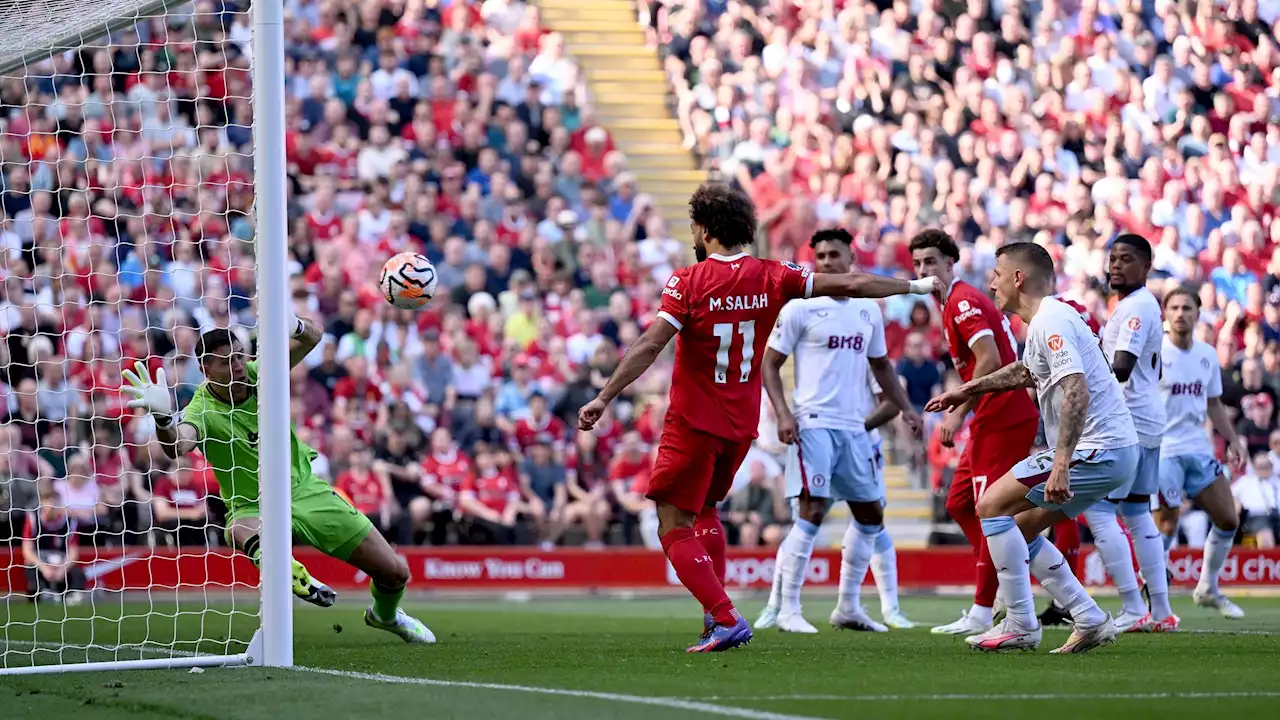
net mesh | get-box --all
[1,0,261,670]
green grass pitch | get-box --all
[2,595,1278,719]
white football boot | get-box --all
[830,606,888,632]
[965,617,1042,652]
[1193,589,1245,619]
[932,609,993,635]
[777,612,820,634]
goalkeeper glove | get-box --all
[121,361,175,428]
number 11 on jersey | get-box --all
[713,320,756,384]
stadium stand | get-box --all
[0,0,1277,562]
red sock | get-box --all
[661,527,736,625]
[975,539,999,608]
[694,507,727,585]
[1053,518,1082,578]
[948,495,998,608]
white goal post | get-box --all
[0,0,292,673]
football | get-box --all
[379,252,439,310]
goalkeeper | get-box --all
[121,319,434,644]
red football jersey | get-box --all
[657,253,813,440]
[460,468,520,514]
[941,280,1039,430]
[513,414,568,453]
[1059,297,1102,337]
[421,450,474,496]
[335,469,385,514]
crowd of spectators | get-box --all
[2,0,1280,569]
[0,0,687,556]
[653,0,1280,544]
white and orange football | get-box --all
[379,252,438,310]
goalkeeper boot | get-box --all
[364,606,437,644]
[292,560,337,608]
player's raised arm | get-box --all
[121,361,198,458]
[579,317,679,430]
[811,272,944,300]
[289,316,324,368]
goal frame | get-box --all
[0,0,293,673]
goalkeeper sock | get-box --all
[371,581,405,623]
[242,535,312,591]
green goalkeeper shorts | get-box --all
[225,475,374,562]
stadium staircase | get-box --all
[540,0,930,548]
[537,0,702,244]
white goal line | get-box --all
[294,667,824,720]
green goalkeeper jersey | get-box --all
[181,360,317,506]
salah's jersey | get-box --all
[1022,298,1137,451]
[658,252,813,440]
[767,296,885,432]
[1102,288,1166,446]
[1159,337,1222,459]
[941,280,1039,430]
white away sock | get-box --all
[981,516,1035,625]
[836,522,875,613]
[779,519,818,614]
[869,527,899,614]
[1122,504,1172,620]
[1198,525,1235,596]
[1029,536,1106,627]
[1084,507,1145,616]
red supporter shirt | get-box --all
[512,413,568,452]
[152,475,209,509]
[336,470,385,514]
[460,468,519,514]
[941,280,1039,431]
[421,450,474,496]
[658,253,813,440]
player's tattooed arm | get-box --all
[1052,373,1090,459]
[1207,396,1248,472]
[288,317,324,369]
[962,361,1035,396]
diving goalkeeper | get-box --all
[121,319,434,644]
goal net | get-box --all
[0,0,290,673]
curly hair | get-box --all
[907,228,960,262]
[688,184,757,249]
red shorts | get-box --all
[947,420,1039,511]
[646,418,753,514]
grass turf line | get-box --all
[1,596,1278,720]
